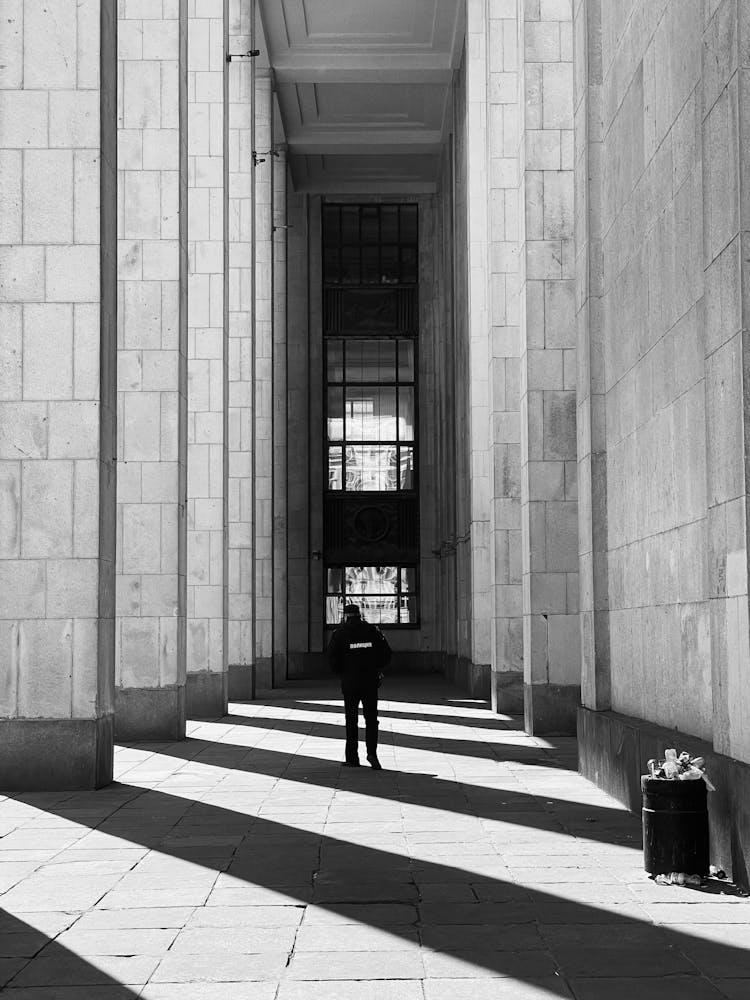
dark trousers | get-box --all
[342,682,378,761]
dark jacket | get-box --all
[327,617,391,685]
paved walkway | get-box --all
[1,677,749,999]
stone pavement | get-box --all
[1,677,749,999]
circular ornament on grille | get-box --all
[352,506,389,543]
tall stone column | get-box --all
[574,0,609,712]
[518,0,580,734]
[186,0,228,718]
[227,0,255,698]
[272,145,288,687]
[115,1,188,740]
[702,0,750,764]
[0,1,117,788]
[253,72,274,691]
[487,0,522,713]
[464,0,492,697]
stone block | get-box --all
[17,619,74,718]
[46,246,100,303]
[48,402,100,459]
[123,60,162,130]
[121,503,161,574]
[74,150,101,244]
[0,559,45,618]
[0,149,22,244]
[21,460,73,558]
[49,91,99,148]
[0,306,22,400]
[543,62,574,129]
[123,280,163,348]
[0,0,22,89]
[23,304,74,401]
[0,247,45,302]
[73,459,100,557]
[543,390,577,460]
[46,559,99,618]
[0,91,49,148]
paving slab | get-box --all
[1,677,748,998]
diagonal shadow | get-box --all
[0,908,142,996]
[220,712,568,765]
[285,698,522,731]
[135,738,624,848]
[4,781,750,993]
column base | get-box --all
[524,682,579,735]
[229,663,255,700]
[0,715,114,791]
[186,671,228,719]
[115,685,186,741]
[491,670,524,715]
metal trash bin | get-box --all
[641,775,709,876]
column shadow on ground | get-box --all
[219,712,577,767]
[0,909,142,996]
[3,776,750,995]
[144,737,622,848]
[274,697,529,731]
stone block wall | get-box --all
[588,0,710,738]
[519,0,580,733]
[115,0,188,740]
[0,0,118,787]
[186,0,228,717]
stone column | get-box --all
[186,0,228,718]
[253,71,274,691]
[518,0,580,734]
[115,1,188,740]
[464,0,492,697]
[574,0,609,712]
[272,145,288,687]
[227,0,255,698]
[0,0,117,788]
[487,0,523,713]
[702,0,750,764]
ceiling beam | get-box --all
[271,60,455,85]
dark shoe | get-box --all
[343,759,360,767]
[367,754,382,770]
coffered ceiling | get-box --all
[257,0,466,193]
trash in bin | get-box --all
[642,748,711,880]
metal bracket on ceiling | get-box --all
[226,49,260,62]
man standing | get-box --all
[327,603,391,768]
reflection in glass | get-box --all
[345,387,398,441]
[326,595,343,625]
[325,565,418,625]
[345,445,398,491]
[328,447,343,490]
[327,387,344,440]
[346,340,397,383]
[398,341,414,382]
[399,447,414,489]
[361,245,379,283]
[341,245,359,284]
[380,206,399,243]
[398,387,415,440]
[327,340,344,382]
[341,206,359,243]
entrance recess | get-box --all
[322,203,420,629]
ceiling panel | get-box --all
[258,0,465,192]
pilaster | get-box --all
[0,0,117,787]
[272,145,288,687]
[115,0,188,741]
[518,0,580,734]
[574,0,609,712]
[186,0,229,719]
[702,0,750,764]
[253,71,274,692]
[227,0,255,698]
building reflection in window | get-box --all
[326,566,417,626]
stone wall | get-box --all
[0,0,118,787]
[579,0,710,737]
